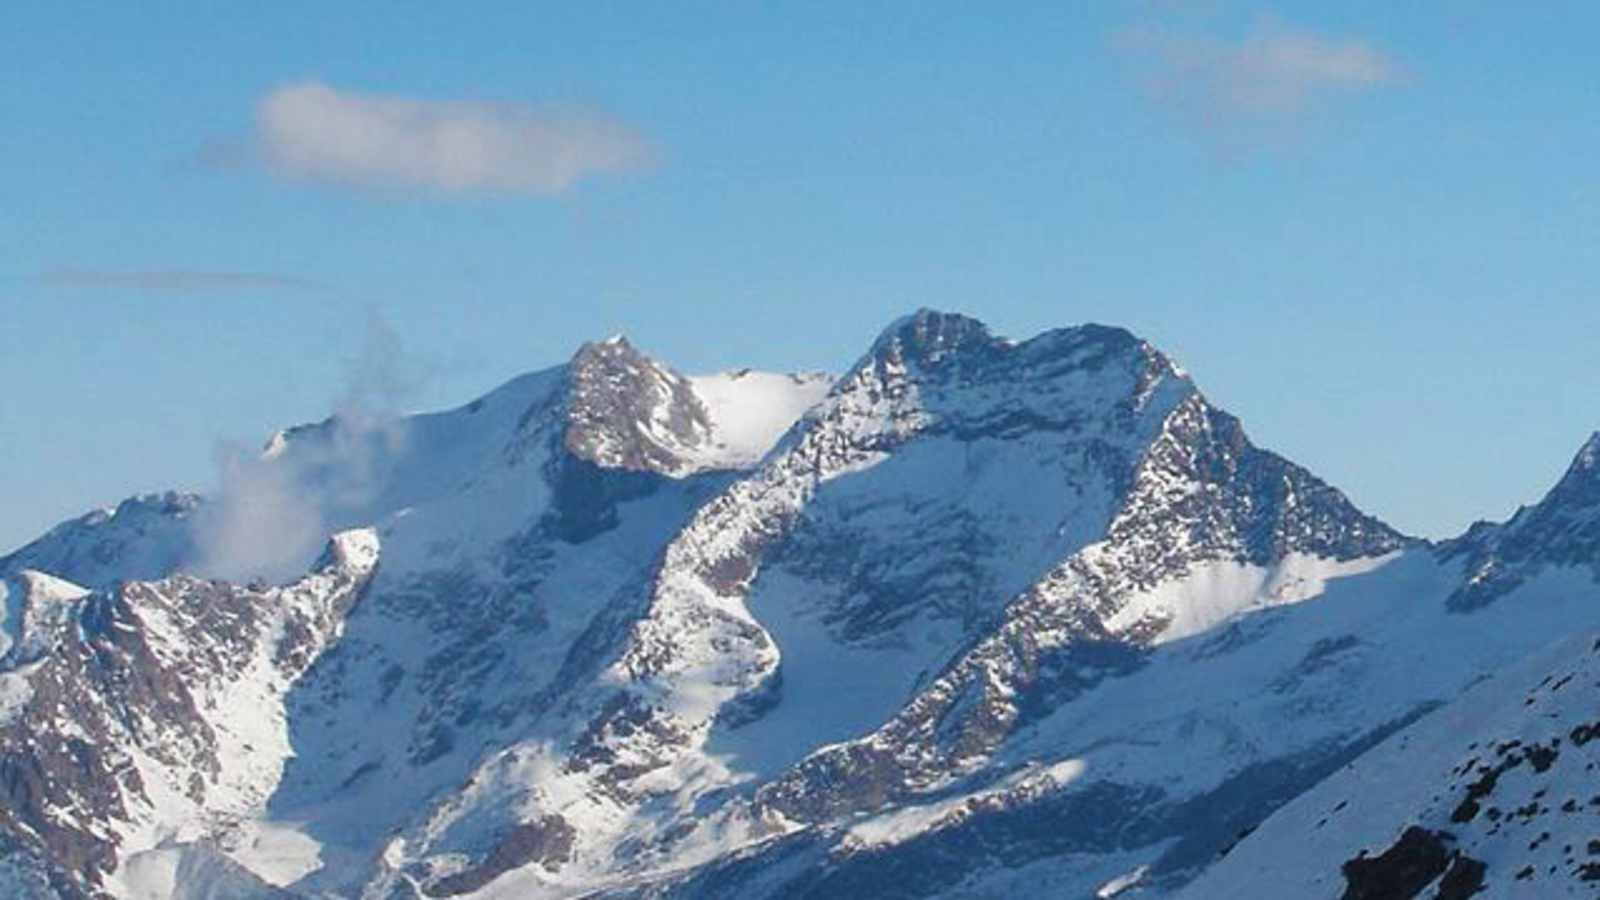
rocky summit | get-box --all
[2,309,1597,899]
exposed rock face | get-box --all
[562,336,717,476]
[1,311,1597,900]
[423,816,576,897]
[0,531,376,896]
[1339,826,1485,900]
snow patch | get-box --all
[1096,864,1149,898]
[844,758,1087,851]
[688,370,832,468]
[1106,551,1401,644]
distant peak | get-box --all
[1069,321,1141,347]
[1445,429,1600,609]
[572,331,652,361]
[1543,429,1600,506]
[888,308,993,342]
[869,308,1001,368]
[560,332,717,477]
[862,310,1183,389]
[567,335,658,385]
[575,334,641,359]
[1553,430,1600,483]
[1575,431,1600,470]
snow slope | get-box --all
[1185,627,1600,898]
[687,370,832,467]
[0,492,199,590]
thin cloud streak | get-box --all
[1119,19,1404,150]
[244,81,653,194]
[38,268,320,292]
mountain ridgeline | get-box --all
[1,310,1596,899]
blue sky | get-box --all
[3,1,1597,552]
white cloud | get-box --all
[1121,20,1403,147]
[39,268,316,292]
[192,311,428,583]
[252,81,651,194]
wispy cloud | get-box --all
[193,310,430,582]
[38,268,319,292]
[228,81,652,194]
[1120,18,1403,150]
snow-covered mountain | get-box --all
[1,310,1596,899]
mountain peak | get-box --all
[867,310,1162,374]
[868,308,1002,369]
[1443,428,1600,609]
[1538,429,1600,510]
[571,332,647,367]
[562,335,716,475]
[1567,429,1600,474]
